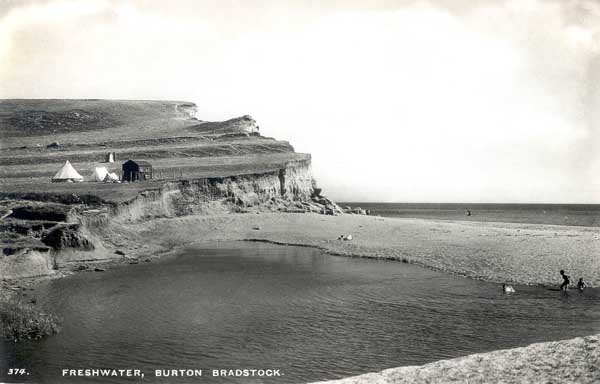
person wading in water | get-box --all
[560,270,570,291]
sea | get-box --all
[2,242,600,384]
[338,203,600,227]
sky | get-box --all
[1,0,599,203]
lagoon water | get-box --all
[3,242,600,383]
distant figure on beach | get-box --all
[577,278,587,291]
[465,209,472,216]
[560,270,570,291]
[502,284,515,293]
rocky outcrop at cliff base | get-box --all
[41,224,95,250]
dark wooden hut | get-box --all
[122,160,153,182]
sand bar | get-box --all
[123,212,600,287]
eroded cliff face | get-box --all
[0,159,342,279]
[110,158,338,221]
[0,100,342,279]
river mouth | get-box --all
[3,242,600,383]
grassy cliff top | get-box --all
[0,99,308,202]
[1,99,196,139]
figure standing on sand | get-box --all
[577,278,587,291]
[560,270,570,291]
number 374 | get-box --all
[8,368,29,375]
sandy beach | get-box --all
[310,334,600,384]
[117,212,600,288]
[5,211,600,383]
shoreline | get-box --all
[4,212,600,383]
[133,212,600,287]
[5,212,598,291]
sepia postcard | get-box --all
[1,1,600,383]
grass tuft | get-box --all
[0,295,60,341]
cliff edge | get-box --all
[0,99,341,279]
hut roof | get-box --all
[123,160,152,167]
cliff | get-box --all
[0,99,341,279]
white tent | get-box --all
[103,172,120,182]
[93,167,109,182]
[52,160,84,182]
